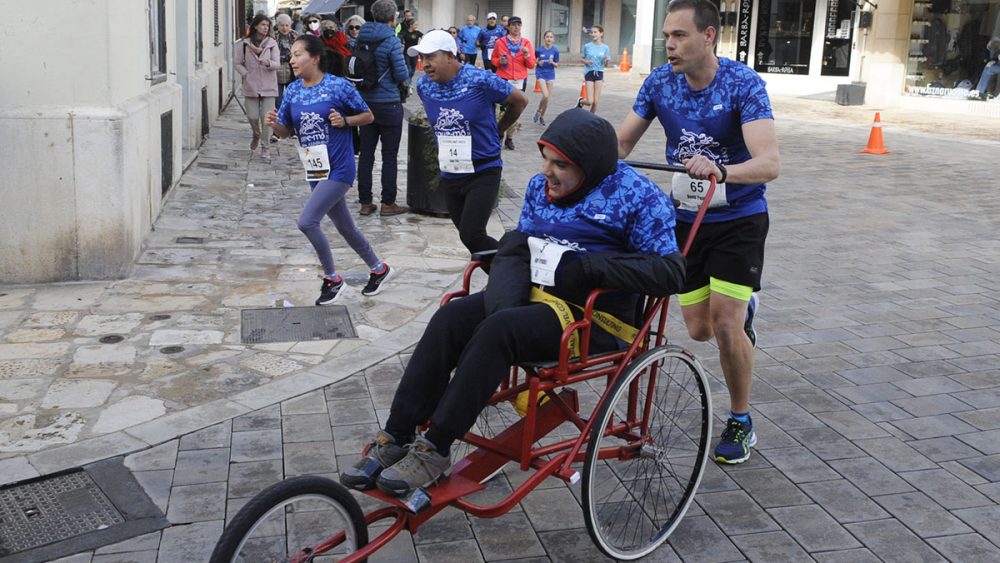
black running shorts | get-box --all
[674,212,769,293]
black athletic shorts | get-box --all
[674,212,769,293]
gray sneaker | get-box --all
[340,430,407,490]
[376,436,451,497]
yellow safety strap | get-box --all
[529,287,639,355]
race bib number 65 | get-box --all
[671,174,727,212]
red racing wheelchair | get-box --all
[210,162,717,562]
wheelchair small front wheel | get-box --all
[582,345,712,560]
[209,475,369,563]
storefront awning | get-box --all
[301,0,347,15]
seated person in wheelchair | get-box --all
[341,108,687,497]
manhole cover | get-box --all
[174,236,204,244]
[241,306,356,344]
[159,346,185,354]
[0,459,166,562]
[98,335,123,344]
[0,471,122,555]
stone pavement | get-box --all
[3,70,1000,562]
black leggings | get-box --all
[385,293,618,450]
[442,167,501,255]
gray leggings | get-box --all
[245,96,276,145]
[299,180,380,277]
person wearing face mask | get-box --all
[321,18,352,62]
[339,108,686,496]
[303,14,321,37]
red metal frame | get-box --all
[301,175,717,561]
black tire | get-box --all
[582,345,712,560]
[210,475,369,563]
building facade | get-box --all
[0,0,239,283]
[631,0,1000,116]
[386,0,998,117]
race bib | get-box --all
[529,237,574,287]
[297,143,331,181]
[671,174,727,212]
[437,135,474,174]
[487,48,495,60]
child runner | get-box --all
[533,31,559,126]
[266,35,395,305]
[578,26,610,114]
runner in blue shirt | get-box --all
[577,26,611,114]
[617,0,780,465]
[477,12,507,72]
[266,34,395,304]
[533,31,560,125]
[457,14,481,66]
[410,30,528,255]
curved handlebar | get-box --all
[623,160,689,174]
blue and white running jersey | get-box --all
[277,74,369,185]
[517,161,679,258]
[417,64,513,179]
[633,57,773,223]
[535,46,560,81]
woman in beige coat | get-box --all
[235,13,279,159]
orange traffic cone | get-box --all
[416,57,423,72]
[861,112,890,154]
[580,82,587,99]
[534,79,542,93]
[619,48,631,72]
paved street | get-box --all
[2,70,1000,562]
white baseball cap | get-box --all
[487,12,498,19]
[407,29,458,57]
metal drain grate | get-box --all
[0,458,167,562]
[0,471,124,556]
[241,306,357,344]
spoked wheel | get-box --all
[450,398,522,482]
[210,475,368,563]
[582,345,712,560]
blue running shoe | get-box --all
[714,417,757,464]
[744,292,759,349]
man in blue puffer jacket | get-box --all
[355,0,411,216]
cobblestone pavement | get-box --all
[5,70,1000,562]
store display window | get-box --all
[906,0,1000,99]
[754,0,816,74]
[821,0,854,75]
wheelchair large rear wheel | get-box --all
[582,345,712,560]
[209,475,368,563]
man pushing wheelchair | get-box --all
[341,108,687,497]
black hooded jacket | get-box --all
[484,109,686,328]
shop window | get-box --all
[906,0,1000,99]
[149,0,167,83]
[754,0,815,75]
[547,0,572,54]
[620,0,638,59]
[821,0,853,76]
[581,0,605,51]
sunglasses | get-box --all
[348,25,361,30]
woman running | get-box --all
[578,26,610,114]
[532,31,559,126]
[266,35,395,305]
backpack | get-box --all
[347,37,389,90]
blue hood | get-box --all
[357,21,395,44]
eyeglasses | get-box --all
[348,25,361,30]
